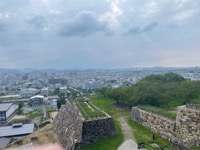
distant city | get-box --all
[0,67,200,97]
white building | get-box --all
[60,86,67,96]
[20,88,38,98]
[0,103,18,122]
[41,87,49,97]
[28,95,44,107]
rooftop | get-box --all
[0,124,34,137]
[30,95,44,99]
[0,103,13,112]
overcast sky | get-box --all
[0,0,200,69]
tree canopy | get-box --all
[97,73,200,108]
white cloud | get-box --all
[99,0,126,28]
[141,1,159,18]
[0,12,10,20]
[175,0,190,9]
[174,10,195,21]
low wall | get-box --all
[132,106,200,149]
[132,107,175,140]
[53,101,116,150]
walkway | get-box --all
[117,117,138,150]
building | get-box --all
[28,95,44,107]
[0,103,18,122]
[20,88,38,98]
[48,78,67,85]
[82,81,103,90]
[41,87,49,97]
[0,123,34,137]
[60,86,67,96]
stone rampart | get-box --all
[131,106,200,149]
[175,106,200,148]
[53,101,83,150]
[53,101,116,150]
[82,117,115,145]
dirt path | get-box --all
[118,117,134,141]
[117,117,138,150]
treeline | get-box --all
[97,73,200,108]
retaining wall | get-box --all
[53,101,115,150]
[131,106,200,149]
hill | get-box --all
[98,72,200,108]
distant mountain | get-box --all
[20,68,38,73]
[0,68,22,74]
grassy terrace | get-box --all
[81,96,174,150]
[138,106,177,119]
[71,99,106,119]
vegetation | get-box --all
[128,118,173,149]
[138,106,177,119]
[81,96,172,150]
[57,93,66,109]
[72,99,105,119]
[80,96,126,150]
[97,73,200,108]
[27,108,43,119]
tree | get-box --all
[18,102,24,114]
[57,93,66,109]
[53,88,60,95]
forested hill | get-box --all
[97,73,200,108]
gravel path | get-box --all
[117,117,138,150]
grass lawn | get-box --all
[79,102,102,119]
[139,106,177,119]
[190,147,200,150]
[80,96,127,150]
[27,111,43,119]
[80,95,174,150]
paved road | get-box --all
[117,117,138,150]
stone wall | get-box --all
[132,107,175,140]
[131,106,200,149]
[82,117,115,145]
[53,101,116,150]
[175,106,200,148]
[53,101,83,150]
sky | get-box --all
[0,0,200,69]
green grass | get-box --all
[27,111,43,119]
[89,96,130,119]
[139,106,177,119]
[128,118,172,149]
[80,96,127,150]
[80,95,174,150]
[79,102,102,119]
[190,147,200,150]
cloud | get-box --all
[141,1,159,18]
[100,0,125,28]
[57,11,109,37]
[0,12,10,32]
[175,0,190,9]
[124,22,158,35]
[174,10,195,21]
[0,12,10,19]
[27,15,47,28]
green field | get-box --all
[138,106,177,119]
[72,99,106,119]
[80,96,172,150]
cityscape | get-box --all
[0,0,200,149]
